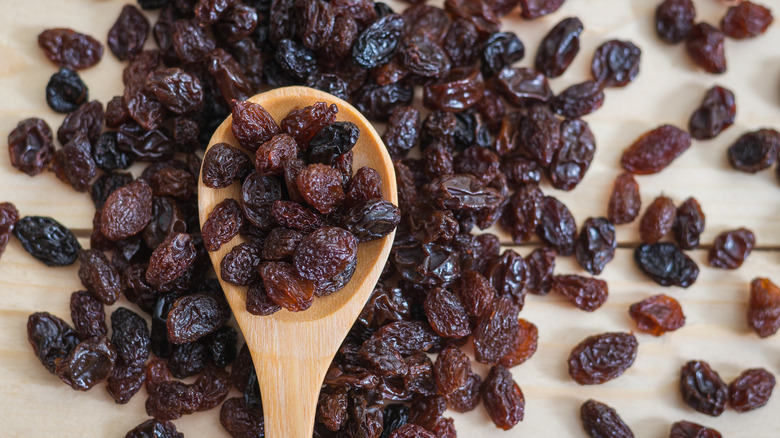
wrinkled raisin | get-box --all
[708,228,755,270]
[629,294,686,336]
[569,332,638,385]
[679,360,728,416]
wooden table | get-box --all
[0,0,778,436]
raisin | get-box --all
[101,179,154,241]
[383,106,420,159]
[46,68,88,113]
[52,131,98,192]
[208,48,254,103]
[146,380,203,421]
[673,197,705,250]
[517,104,561,167]
[580,399,634,438]
[219,397,265,437]
[78,249,122,305]
[108,362,145,404]
[728,368,776,412]
[480,32,525,77]
[423,287,471,339]
[0,202,19,258]
[220,241,263,285]
[280,102,338,149]
[202,143,253,189]
[38,28,104,69]
[108,5,149,61]
[204,325,238,368]
[670,421,722,438]
[146,68,204,115]
[536,196,577,256]
[482,364,524,430]
[495,67,552,107]
[591,39,641,87]
[7,118,55,176]
[748,277,780,338]
[553,275,609,312]
[241,172,282,229]
[297,163,346,214]
[172,19,217,65]
[402,4,450,44]
[307,121,360,165]
[400,38,451,78]
[195,0,237,25]
[656,0,696,43]
[343,199,401,242]
[727,129,780,173]
[500,184,543,244]
[293,226,357,281]
[629,294,686,336]
[484,249,527,306]
[679,360,728,416]
[635,243,699,287]
[708,228,755,269]
[27,312,80,373]
[639,195,676,244]
[231,99,281,152]
[125,419,183,438]
[202,199,243,252]
[535,17,583,78]
[167,293,230,343]
[473,297,520,365]
[568,332,638,385]
[169,341,209,379]
[500,318,538,368]
[519,0,564,19]
[433,346,471,396]
[525,247,556,295]
[551,81,605,118]
[721,1,773,39]
[352,15,405,69]
[423,67,485,113]
[550,118,597,191]
[260,261,315,312]
[621,125,692,174]
[56,336,116,390]
[13,216,81,266]
[688,86,736,140]
[574,217,616,275]
[146,233,196,286]
[390,424,435,438]
[685,23,726,74]
[262,226,304,261]
[92,133,132,172]
[607,172,641,224]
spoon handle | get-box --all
[256,354,331,438]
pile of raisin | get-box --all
[203,99,399,313]
[7,0,780,436]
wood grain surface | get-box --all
[0,0,779,437]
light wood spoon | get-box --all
[198,86,397,438]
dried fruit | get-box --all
[575,217,616,275]
[7,118,55,176]
[639,195,676,244]
[655,0,696,43]
[679,360,728,416]
[607,172,641,225]
[635,243,699,287]
[591,40,641,88]
[13,216,81,266]
[747,277,780,338]
[688,86,735,140]
[727,129,780,173]
[553,275,609,312]
[56,336,116,390]
[721,1,773,39]
[685,23,726,74]
[27,312,80,373]
[46,68,88,113]
[670,421,722,438]
[672,197,705,250]
[621,125,691,174]
[728,368,775,413]
[568,332,638,385]
[535,17,583,78]
[580,399,634,438]
[38,28,104,69]
[629,294,686,336]
[101,179,153,241]
[482,364,524,430]
[707,228,755,270]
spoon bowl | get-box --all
[198,86,397,438]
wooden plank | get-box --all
[0,0,779,437]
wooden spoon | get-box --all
[198,86,397,438]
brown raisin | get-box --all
[728,368,775,413]
[688,86,736,140]
[685,23,726,74]
[621,125,691,174]
[679,360,728,416]
[707,228,755,270]
[482,364,524,430]
[629,294,686,336]
[721,1,773,39]
[748,277,780,338]
[607,172,641,224]
[580,399,634,438]
[568,332,638,385]
[672,197,705,250]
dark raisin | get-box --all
[195,0,237,25]
[728,368,776,412]
[708,228,755,269]
[145,232,196,287]
[748,277,780,338]
[484,249,527,306]
[92,133,132,172]
[389,424,435,438]
[629,294,686,336]
[580,399,634,438]
[146,380,203,421]
[423,67,485,113]
[672,197,705,250]
[536,196,577,256]
[46,68,88,113]
[205,326,238,368]
[101,179,153,241]
[495,67,552,107]
[202,199,243,252]
[215,4,259,44]
[352,15,405,69]
[480,32,525,77]
[7,118,55,176]
[607,172,641,224]
[111,307,150,367]
[343,199,401,242]
[482,364,524,430]
[307,121,360,165]
[688,86,736,140]
[107,362,145,404]
[262,227,304,261]
[679,360,728,416]
[500,184,543,244]
[575,217,616,275]
[125,419,182,438]
[13,216,81,266]
[621,125,691,174]
[78,249,122,304]
[721,1,773,39]
[424,288,471,339]
[535,17,583,78]
[517,104,560,167]
[38,28,104,69]
[208,48,254,103]
[685,23,726,74]
[727,129,780,173]
[241,172,282,229]
[56,336,116,390]
[635,242,699,287]
[274,39,318,83]
[520,0,564,19]
[220,241,263,285]
[568,332,638,385]
[473,297,520,365]
[591,39,641,87]
[525,247,556,295]
[202,142,253,189]
[146,68,204,115]
[27,312,80,373]
[656,0,696,43]
[108,5,149,61]
[219,397,265,438]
